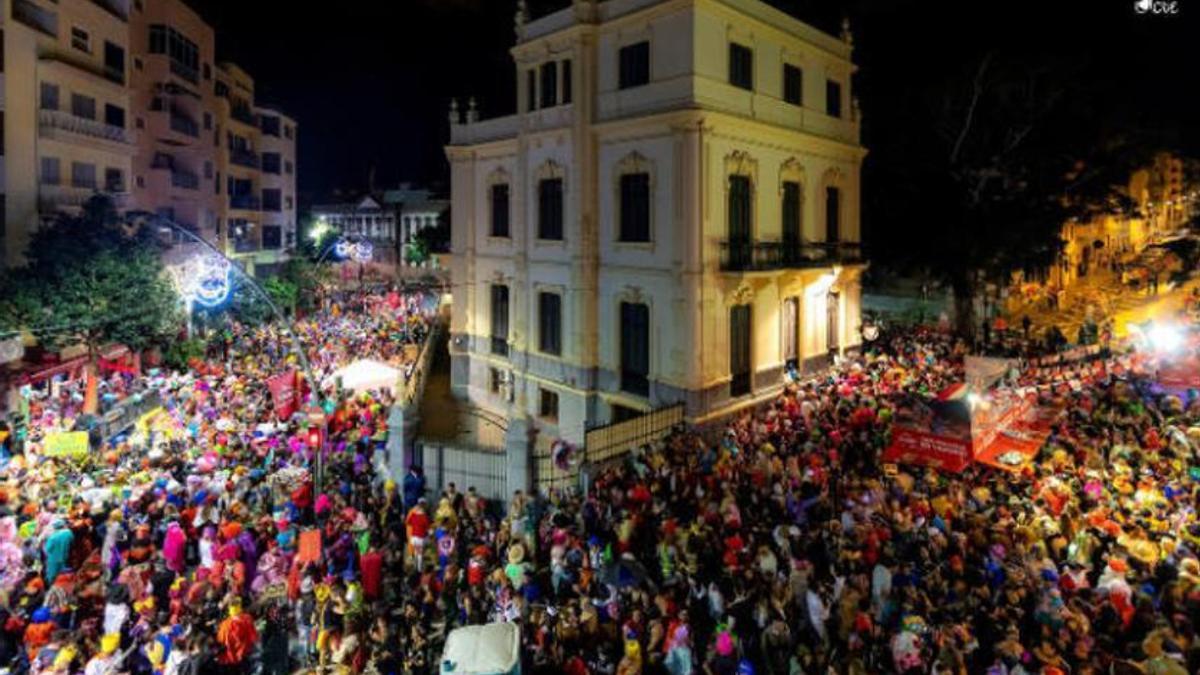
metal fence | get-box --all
[415,441,509,503]
[533,403,686,493]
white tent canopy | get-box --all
[327,358,401,394]
[441,623,520,675]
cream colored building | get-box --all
[2,0,135,266]
[446,0,865,444]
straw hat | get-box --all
[508,543,526,565]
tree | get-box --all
[1,195,181,413]
[869,51,1150,336]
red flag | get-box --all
[267,369,299,421]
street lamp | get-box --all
[143,213,330,496]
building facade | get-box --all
[312,186,448,266]
[2,0,297,274]
[3,0,135,266]
[447,0,866,445]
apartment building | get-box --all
[3,0,135,266]
[447,0,866,444]
[2,0,297,275]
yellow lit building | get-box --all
[2,0,135,266]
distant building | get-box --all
[446,0,866,444]
[312,185,448,266]
[1,0,298,275]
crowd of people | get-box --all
[0,288,435,675]
[5,281,1200,675]
[389,323,1200,675]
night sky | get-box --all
[195,0,1200,207]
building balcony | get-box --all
[39,109,132,147]
[230,194,261,211]
[91,0,130,21]
[230,105,257,127]
[168,110,199,138]
[229,149,260,169]
[233,238,260,253]
[39,185,130,212]
[12,0,57,38]
[718,240,864,272]
[170,169,199,190]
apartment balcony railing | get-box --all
[233,238,260,253]
[719,240,864,272]
[229,149,260,169]
[170,169,199,190]
[170,59,198,85]
[39,185,130,212]
[230,106,257,127]
[39,109,132,145]
[13,0,57,38]
[168,110,199,138]
[91,0,130,21]
[230,194,261,211]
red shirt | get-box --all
[406,509,431,539]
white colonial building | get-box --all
[446,0,866,445]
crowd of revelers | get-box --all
[4,287,1200,675]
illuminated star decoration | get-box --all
[335,238,374,263]
[179,255,233,308]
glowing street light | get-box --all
[309,216,333,242]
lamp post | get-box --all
[146,214,330,496]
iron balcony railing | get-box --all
[719,240,864,272]
[39,109,131,144]
[169,110,199,137]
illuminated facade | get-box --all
[2,0,135,266]
[1,0,297,274]
[447,0,865,443]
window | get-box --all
[136,175,145,188]
[727,175,752,268]
[562,59,572,104]
[538,178,564,240]
[104,42,124,84]
[203,112,212,130]
[782,181,801,248]
[783,64,803,105]
[262,189,282,212]
[782,297,799,365]
[136,117,144,129]
[260,115,281,137]
[538,292,562,356]
[730,305,752,396]
[489,368,504,395]
[71,26,90,53]
[284,160,294,175]
[71,162,97,189]
[825,186,840,243]
[71,94,96,120]
[539,389,559,421]
[618,41,650,89]
[826,79,842,118]
[490,285,510,357]
[729,43,754,90]
[620,302,650,396]
[526,69,536,112]
[619,173,650,242]
[285,196,294,210]
[104,104,125,129]
[284,125,293,140]
[41,157,61,185]
[214,171,220,194]
[104,168,124,192]
[148,24,199,83]
[827,291,840,352]
[262,152,282,174]
[134,57,142,70]
[540,61,557,108]
[40,82,59,111]
[490,183,510,238]
[203,62,211,80]
[203,161,213,179]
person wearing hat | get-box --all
[83,634,122,675]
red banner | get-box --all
[267,369,299,421]
[1160,357,1200,391]
[883,428,973,473]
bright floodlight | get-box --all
[1147,322,1184,353]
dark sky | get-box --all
[195,0,1200,205]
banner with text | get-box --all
[267,369,299,421]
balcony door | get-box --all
[620,302,649,396]
[730,304,752,397]
[825,186,841,244]
[782,181,802,264]
[728,175,752,269]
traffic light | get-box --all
[307,425,322,449]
